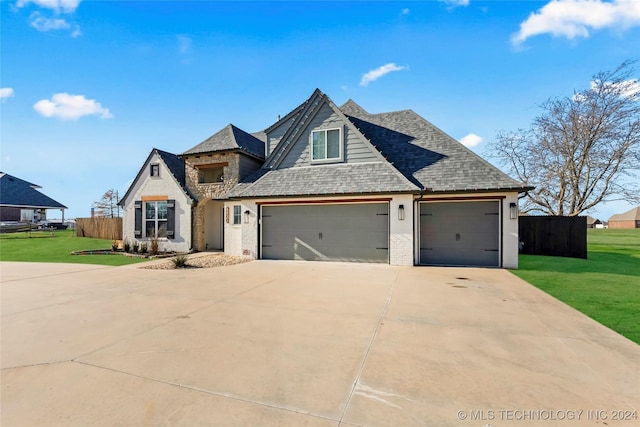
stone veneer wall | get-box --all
[184,152,240,251]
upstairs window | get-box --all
[150,164,160,177]
[198,167,224,184]
[311,128,342,163]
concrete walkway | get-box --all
[1,261,638,426]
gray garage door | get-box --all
[419,201,500,267]
[261,203,389,263]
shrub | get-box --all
[111,241,118,251]
[150,234,159,256]
[132,241,139,253]
[140,243,148,254]
[172,254,189,268]
[123,238,131,253]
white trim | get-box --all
[309,127,343,164]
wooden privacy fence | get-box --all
[518,216,587,259]
[76,217,122,240]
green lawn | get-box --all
[512,228,640,344]
[0,229,148,266]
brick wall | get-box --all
[609,220,637,229]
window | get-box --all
[233,205,242,225]
[198,167,224,184]
[150,164,160,177]
[145,201,167,237]
[311,128,342,162]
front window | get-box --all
[198,167,224,184]
[145,201,167,237]
[311,128,342,162]
[233,205,242,225]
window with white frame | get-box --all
[311,128,342,162]
[233,205,242,225]
[145,201,167,237]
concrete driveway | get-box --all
[1,261,638,426]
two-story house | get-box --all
[120,89,530,267]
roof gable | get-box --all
[183,124,265,159]
[119,149,195,206]
[0,172,67,209]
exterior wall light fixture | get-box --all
[510,202,518,219]
[398,204,405,220]
[244,210,250,223]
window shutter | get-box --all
[134,201,142,238]
[166,199,175,239]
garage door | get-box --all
[419,201,500,267]
[261,203,389,263]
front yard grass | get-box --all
[512,228,640,344]
[0,229,148,266]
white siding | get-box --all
[121,152,192,253]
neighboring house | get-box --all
[586,216,602,228]
[608,206,640,229]
[0,172,67,222]
[120,89,531,267]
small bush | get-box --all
[140,243,148,254]
[172,254,189,268]
[123,238,131,253]
[150,235,159,256]
[132,241,139,253]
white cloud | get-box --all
[359,63,407,87]
[401,8,410,16]
[1,88,15,102]
[71,25,81,38]
[440,0,470,8]
[512,0,640,46]
[460,133,483,148]
[177,35,192,54]
[33,93,113,120]
[16,0,81,14]
[29,12,70,31]
[593,78,640,99]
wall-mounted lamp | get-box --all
[225,207,230,223]
[244,210,250,224]
[398,204,405,221]
[510,202,518,219]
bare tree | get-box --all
[488,61,640,216]
[93,189,121,218]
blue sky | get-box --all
[1,0,639,220]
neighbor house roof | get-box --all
[342,101,530,193]
[182,124,265,159]
[608,206,640,222]
[118,149,196,206]
[0,172,67,209]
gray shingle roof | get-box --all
[0,172,67,209]
[343,103,529,193]
[183,124,265,159]
[229,163,420,198]
[118,149,196,206]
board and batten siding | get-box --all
[276,104,380,169]
[266,115,296,156]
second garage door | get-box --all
[261,203,389,263]
[419,201,500,267]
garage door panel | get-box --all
[419,201,500,267]
[262,203,389,263]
